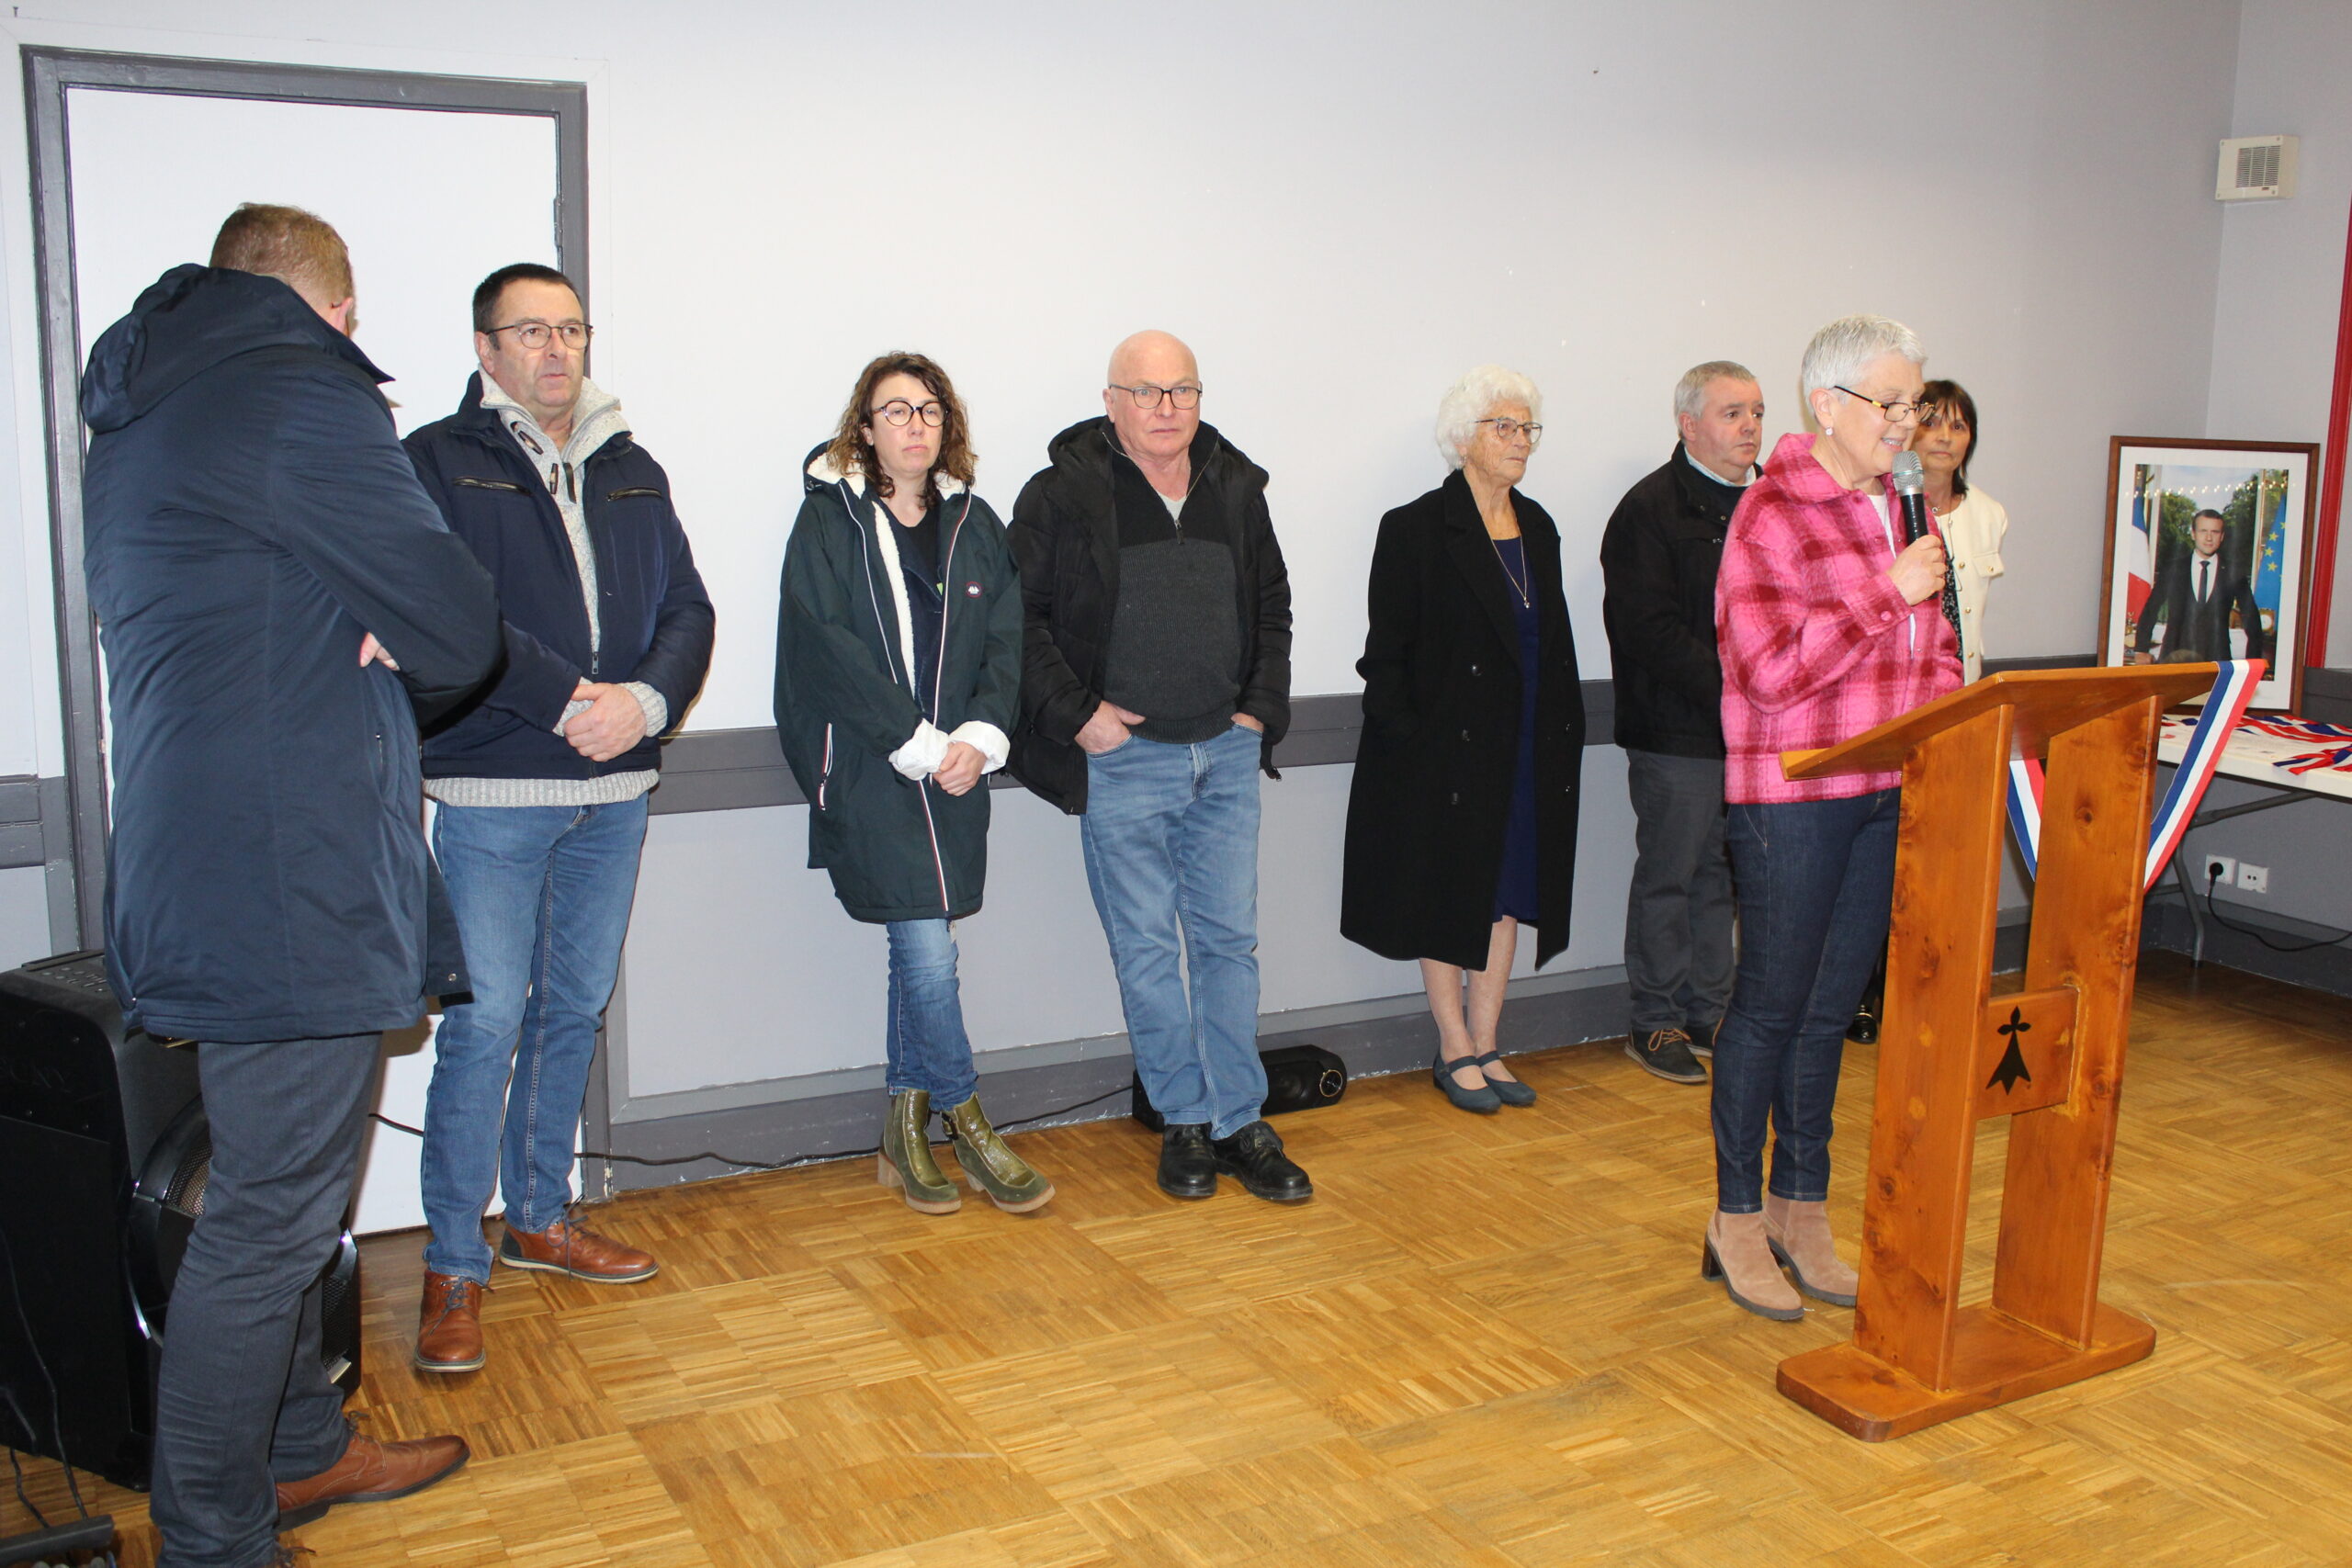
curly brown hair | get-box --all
[823,352,977,508]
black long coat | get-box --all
[80,265,501,1042]
[1340,470,1585,971]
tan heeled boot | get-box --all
[877,1090,961,1214]
[943,1095,1055,1213]
[1702,1210,1804,1321]
[1762,1194,1859,1306]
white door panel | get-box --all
[66,87,564,1235]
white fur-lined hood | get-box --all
[802,443,967,499]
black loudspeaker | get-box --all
[0,951,361,1490]
[1129,1043,1349,1133]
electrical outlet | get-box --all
[2203,854,2235,887]
[2237,863,2269,895]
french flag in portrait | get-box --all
[2126,468,2156,622]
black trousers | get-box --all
[150,1032,379,1568]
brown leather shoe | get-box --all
[414,1272,485,1373]
[275,1430,469,1528]
[496,1215,658,1282]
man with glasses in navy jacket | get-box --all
[402,263,712,1375]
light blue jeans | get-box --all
[885,918,980,1107]
[1081,723,1267,1138]
[421,796,647,1281]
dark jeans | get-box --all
[1710,790,1899,1213]
[151,1033,379,1568]
[1623,750,1736,1036]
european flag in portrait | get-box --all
[2255,486,2286,613]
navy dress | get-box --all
[1491,536,1542,923]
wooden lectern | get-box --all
[1773,664,2216,1441]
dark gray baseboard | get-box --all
[2142,894,2352,998]
[591,974,1635,1194]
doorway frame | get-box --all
[22,47,589,949]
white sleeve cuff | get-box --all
[623,681,670,738]
[948,720,1012,774]
[888,719,951,779]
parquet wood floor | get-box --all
[12,952,2352,1566]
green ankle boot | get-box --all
[943,1095,1055,1213]
[877,1089,960,1213]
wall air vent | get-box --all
[2217,135,2298,201]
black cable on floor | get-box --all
[0,1226,86,1521]
[368,1080,1136,1174]
[2201,864,2352,953]
[6,1438,48,1532]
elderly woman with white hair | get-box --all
[1341,366,1586,1113]
[1702,314,1961,1321]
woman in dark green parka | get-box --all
[775,352,1048,1214]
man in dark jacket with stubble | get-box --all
[1010,330,1307,1204]
[83,204,496,1568]
[402,263,712,1376]
[1600,360,1764,1087]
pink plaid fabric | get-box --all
[1717,432,1962,804]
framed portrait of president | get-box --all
[2098,436,2320,713]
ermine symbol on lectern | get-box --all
[1987,1007,2033,1094]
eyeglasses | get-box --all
[1110,383,1203,411]
[485,320,593,350]
[1834,386,1924,423]
[869,399,945,428]
[1476,417,1543,446]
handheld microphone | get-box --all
[1891,452,1931,544]
[1891,451,1965,666]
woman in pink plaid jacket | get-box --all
[1702,315,1962,1322]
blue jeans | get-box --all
[1081,724,1267,1138]
[885,918,979,1106]
[151,1032,377,1568]
[1710,789,1899,1213]
[421,796,647,1281]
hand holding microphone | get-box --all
[1889,534,1949,605]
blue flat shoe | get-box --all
[1433,1052,1501,1114]
[1473,1051,1537,1107]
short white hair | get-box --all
[1435,365,1542,469]
[1798,314,1925,401]
[1674,360,1758,424]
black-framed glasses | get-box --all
[485,319,593,350]
[1111,382,1203,411]
[1476,416,1543,446]
[1834,386,1924,423]
[869,399,945,428]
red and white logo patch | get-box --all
[964,581,983,597]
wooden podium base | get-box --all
[1776,1304,2156,1441]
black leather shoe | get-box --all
[1158,1123,1217,1199]
[1210,1120,1313,1203]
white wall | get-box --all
[2207,0,2352,667]
[0,0,2242,739]
[2192,0,2352,931]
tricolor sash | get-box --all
[2005,660,2263,891]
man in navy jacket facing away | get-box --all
[83,204,497,1568]
[402,264,712,1375]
